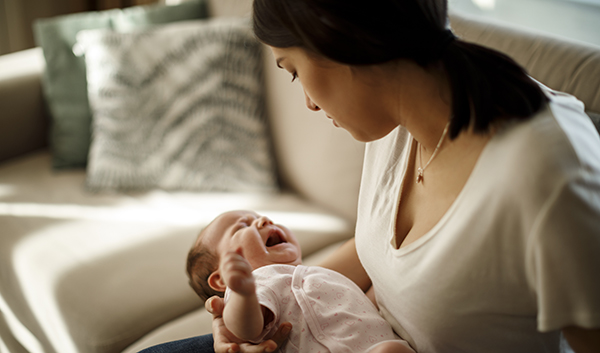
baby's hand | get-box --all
[221,248,256,297]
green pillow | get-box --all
[33,0,209,169]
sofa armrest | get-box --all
[0,47,49,163]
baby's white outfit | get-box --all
[225,264,413,353]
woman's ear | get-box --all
[207,270,226,292]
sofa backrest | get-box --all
[450,12,600,115]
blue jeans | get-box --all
[138,334,214,353]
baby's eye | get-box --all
[291,72,298,82]
[235,220,248,230]
[233,223,247,235]
[239,215,256,227]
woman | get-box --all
[142,0,600,352]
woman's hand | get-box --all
[206,296,292,353]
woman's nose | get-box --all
[254,216,273,229]
[304,92,320,111]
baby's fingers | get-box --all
[222,258,253,278]
[227,271,256,296]
[221,251,255,295]
[223,250,249,265]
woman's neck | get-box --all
[389,60,454,154]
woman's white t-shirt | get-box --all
[355,86,600,353]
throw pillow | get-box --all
[33,0,209,169]
[77,18,278,193]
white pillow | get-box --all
[77,18,278,192]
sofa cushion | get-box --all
[0,151,353,353]
[76,18,277,193]
[33,0,209,169]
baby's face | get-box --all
[199,210,302,270]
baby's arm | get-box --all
[221,248,272,341]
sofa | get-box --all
[1,0,599,351]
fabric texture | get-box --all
[33,0,209,169]
[224,264,409,353]
[77,18,278,192]
[355,84,600,353]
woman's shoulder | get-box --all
[482,86,600,203]
[496,87,599,172]
[543,87,600,170]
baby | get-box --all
[186,210,414,353]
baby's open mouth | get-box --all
[266,229,286,247]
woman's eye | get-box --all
[291,72,298,82]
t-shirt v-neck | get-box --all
[389,133,492,254]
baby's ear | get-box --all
[207,270,227,292]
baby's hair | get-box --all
[186,229,225,302]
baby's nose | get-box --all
[255,216,273,229]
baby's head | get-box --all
[186,210,302,301]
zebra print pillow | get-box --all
[77,18,278,192]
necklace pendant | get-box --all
[416,168,424,183]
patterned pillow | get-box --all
[34,1,209,169]
[77,18,278,192]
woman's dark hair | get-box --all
[253,0,548,139]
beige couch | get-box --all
[1,0,599,352]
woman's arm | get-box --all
[563,326,600,353]
[318,238,372,292]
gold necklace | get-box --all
[416,122,450,184]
